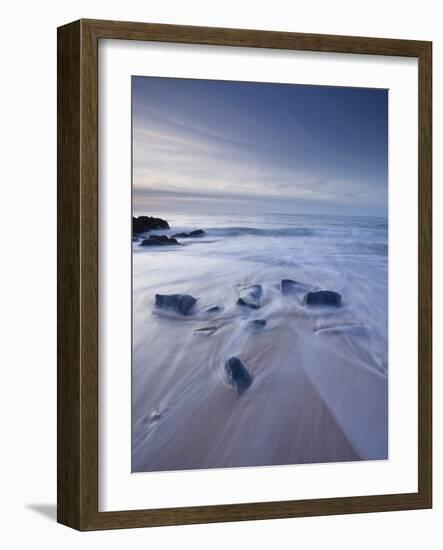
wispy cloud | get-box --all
[132,77,388,216]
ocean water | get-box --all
[132,213,388,472]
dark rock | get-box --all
[140,235,180,247]
[237,284,262,309]
[206,305,221,313]
[155,293,197,315]
[305,290,342,307]
[281,279,312,295]
[149,235,178,244]
[133,216,170,234]
[171,229,205,238]
[251,319,266,329]
[224,357,252,395]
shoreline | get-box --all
[132,214,388,472]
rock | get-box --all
[155,294,197,315]
[224,357,252,395]
[149,410,162,422]
[171,229,205,238]
[251,319,266,329]
[281,279,312,295]
[315,323,366,336]
[237,284,262,309]
[133,216,170,234]
[194,326,218,335]
[140,235,180,246]
[206,305,221,313]
[148,406,170,424]
[305,290,342,307]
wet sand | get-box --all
[132,317,387,472]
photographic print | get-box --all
[131,76,388,473]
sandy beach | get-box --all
[132,213,388,472]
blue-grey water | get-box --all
[132,213,388,472]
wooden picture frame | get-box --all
[57,18,432,530]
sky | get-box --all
[132,76,388,217]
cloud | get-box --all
[132,77,388,217]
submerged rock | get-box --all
[251,319,266,329]
[194,326,218,335]
[140,235,180,247]
[171,229,205,239]
[305,290,342,307]
[155,293,197,315]
[224,357,252,395]
[281,279,312,295]
[315,323,366,336]
[189,229,205,237]
[149,409,163,422]
[133,215,169,234]
[148,405,170,424]
[237,285,262,309]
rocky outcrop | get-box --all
[236,285,262,309]
[251,319,266,329]
[133,216,170,234]
[225,357,252,395]
[140,235,180,246]
[305,290,342,307]
[155,293,197,315]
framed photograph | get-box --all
[57,19,432,530]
